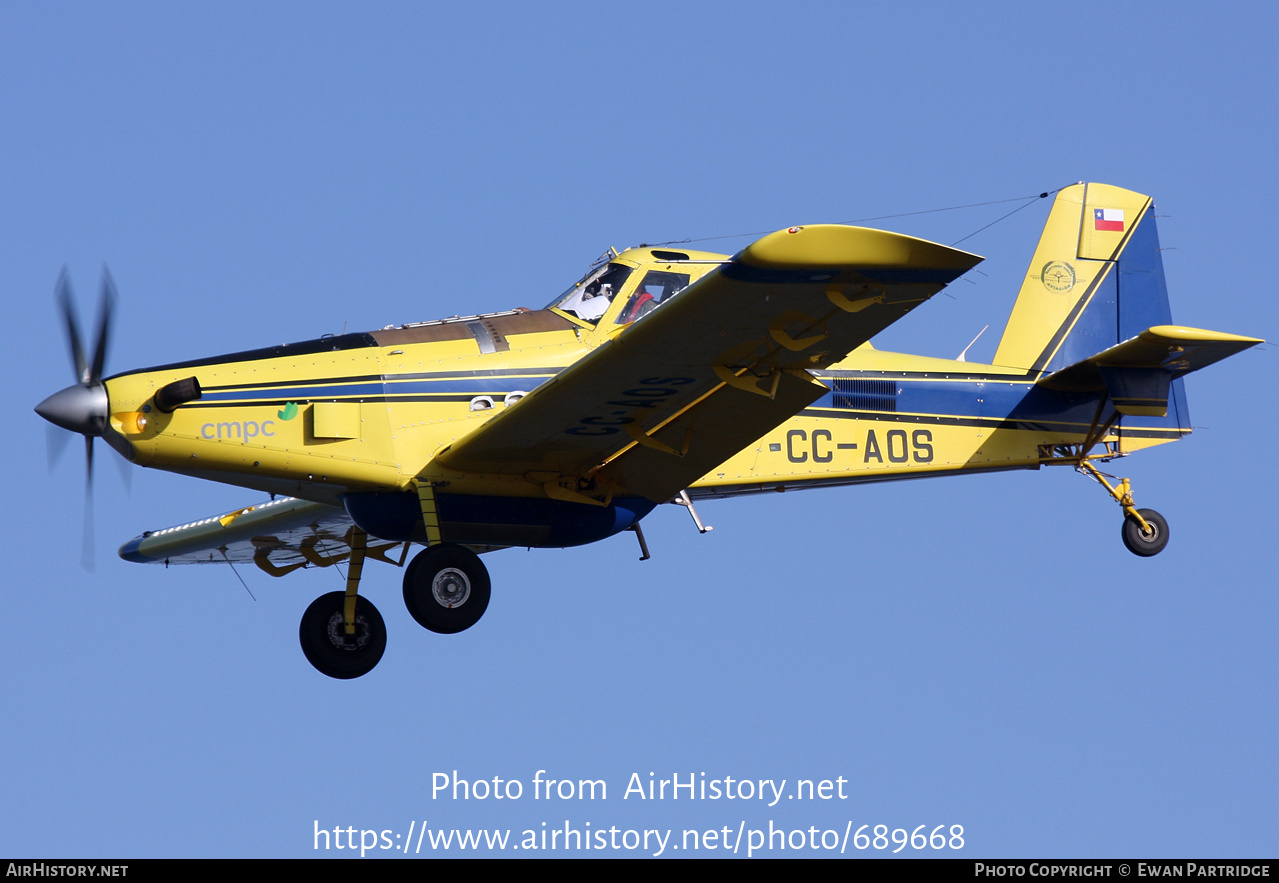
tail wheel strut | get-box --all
[1078,461,1170,557]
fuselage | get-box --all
[99,244,1189,544]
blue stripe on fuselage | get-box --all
[196,374,551,404]
[812,372,1191,432]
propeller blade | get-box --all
[111,439,132,495]
[43,267,122,571]
[45,424,71,471]
[90,267,116,383]
[82,435,96,571]
[56,268,88,384]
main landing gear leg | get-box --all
[1078,461,1170,557]
[299,527,387,678]
[405,479,491,634]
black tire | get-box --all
[403,544,491,634]
[299,591,387,679]
[1121,508,1170,557]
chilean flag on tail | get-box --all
[1094,208,1125,232]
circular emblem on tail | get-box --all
[1040,261,1076,293]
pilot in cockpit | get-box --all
[572,280,614,321]
[550,262,635,324]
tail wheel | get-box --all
[1121,508,1169,557]
[403,544,491,634]
[299,591,387,679]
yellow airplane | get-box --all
[36,183,1261,679]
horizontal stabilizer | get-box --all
[1037,325,1262,415]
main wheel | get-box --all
[403,544,491,634]
[299,591,387,679]
[1121,508,1170,557]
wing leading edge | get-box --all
[119,497,385,573]
[436,224,982,503]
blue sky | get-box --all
[4,1,1275,858]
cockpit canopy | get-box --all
[547,262,634,323]
[547,247,723,329]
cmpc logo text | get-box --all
[201,420,276,441]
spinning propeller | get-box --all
[35,268,117,567]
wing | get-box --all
[437,224,982,502]
[118,497,403,574]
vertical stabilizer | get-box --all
[993,183,1163,374]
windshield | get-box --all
[546,263,634,324]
